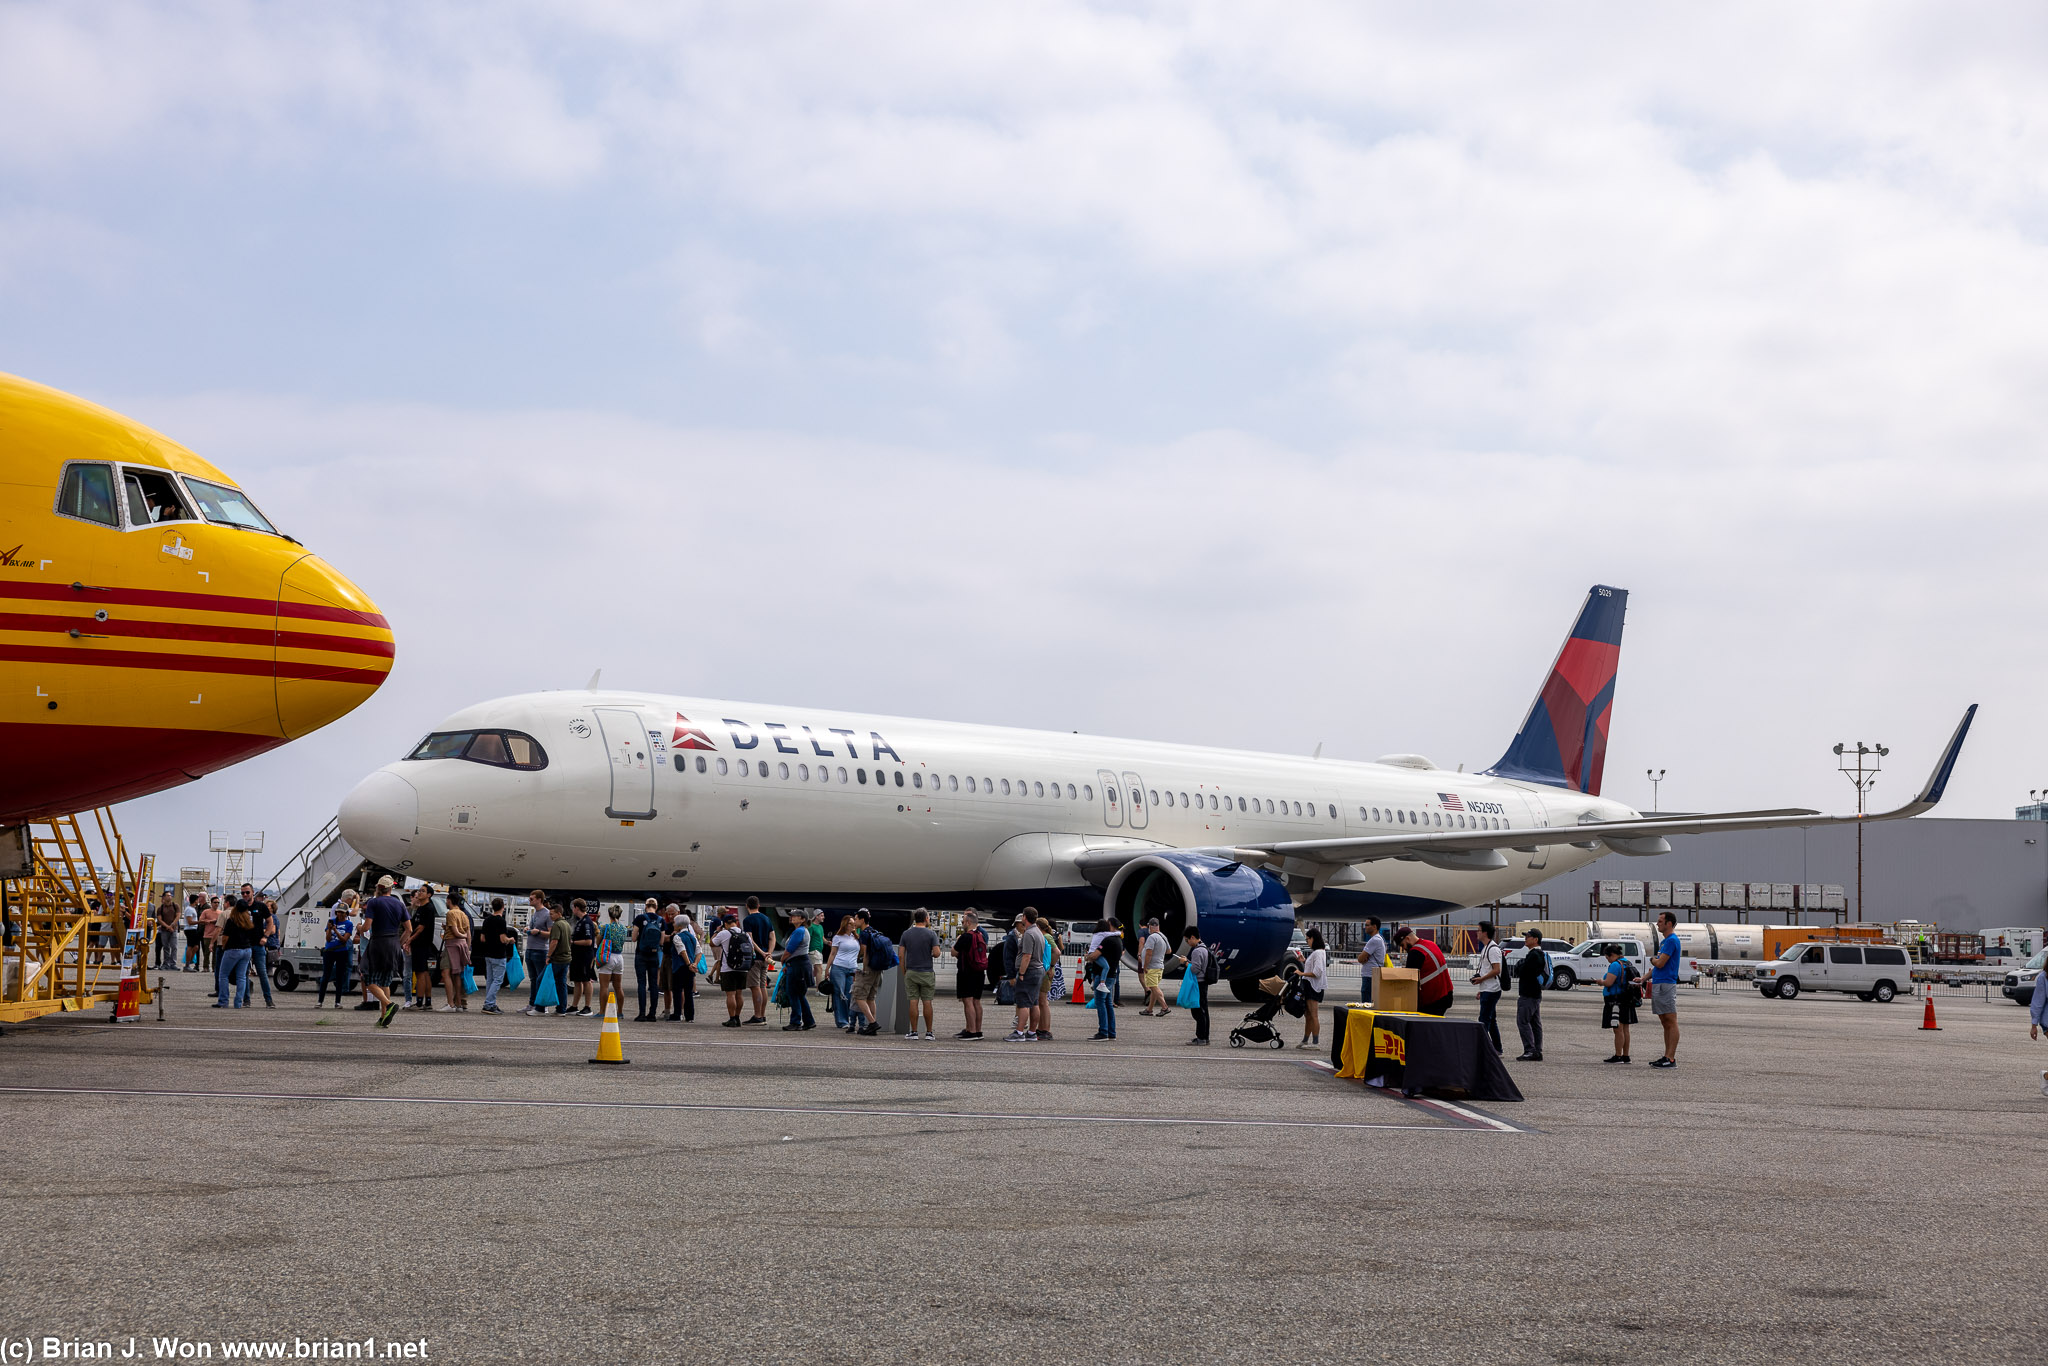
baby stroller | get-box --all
[1229,969,1297,1049]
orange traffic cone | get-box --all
[1071,972,1088,1005]
[589,991,631,1063]
[1918,985,1941,1031]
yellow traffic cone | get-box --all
[589,991,631,1065]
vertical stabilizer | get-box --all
[1484,586,1627,794]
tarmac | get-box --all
[0,972,2040,1365]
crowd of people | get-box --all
[151,881,288,1010]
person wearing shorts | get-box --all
[898,909,940,1039]
[952,909,988,1039]
[1600,944,1637,1062]
[1649,912,1683,1069]
[711,911,751,1027]
[359,876,410,1029]
[1007,910,1046,1041]
[569,900,598,1016]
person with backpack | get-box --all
[776,909,817,1032]
[1170,926,1216,1045]
[1600,942,1637,1063]
[630,898,666,1022]
[1085,918,1124,1041]
[952,908,989,1039]
[852,910,896,1037]
[1467,921,1503,1052]
[316,892,358,1009]
[1005,910,1046,1042]
[1513,928,1549,1061]
[662,904,698,1022]
[712,910,755,1028]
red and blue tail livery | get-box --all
[1485,585,1627,795]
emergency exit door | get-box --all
[594,707,657,820]
[1120,772,1148,830]
[1097,769,1123,827]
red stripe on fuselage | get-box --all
[0,721,284,824]
[0,643,389,685]
[0,611,395,659]
[0,580,390,629]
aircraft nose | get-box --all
[276,554,395,740]
[339,768,418,867]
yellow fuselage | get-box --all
[0,372,392,822]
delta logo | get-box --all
[672,715,717,751]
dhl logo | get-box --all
[1372,1027,1406,1066]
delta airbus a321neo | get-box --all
[338,586,1973,988]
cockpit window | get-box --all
[407,730,548,771]
[181,476,279,534]
[122,467,197,527]
[56,463,119,527]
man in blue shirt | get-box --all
[631,898,666,1022]
[1648,911,1682,1069]
[742,897,776,1025]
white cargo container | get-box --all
[1647,881,1671,908]
[1707,923,1767,961]
[1748,883,1773,910]
[1798,883,1823,910]
[1672,881,1696,909]
[1622,880,1644,905]
[1822,886,1847,912]
[1722,883,1746,910]
[1769,883,1794,911]
[1596,880,1625,907]
[1697,881,1722,910]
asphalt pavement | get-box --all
[0,971,2040,1365]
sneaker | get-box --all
[905,1031,918,1039]
[1649,1057,1676,1068]
[1036,1030,1053,1041]
[2039,1070,2048,1099]
[858,1024,879,1037]
[1187,1037,1209,1045]
[721,1018,742,1028]
[1528,1054,1543,1061]
[1602,1055,1625,1064]
[745,1016,768,1025]
[1621,1055,1633,1064]
[519,1006,536,1016]
[481,1005,502,1014]
[578,1007,593,1017]
[1004,1030,1030,1042]
[1296,1040,1317,1049]
[782,1023,804,1031]
[922,1030,934,1040]
[953,1030,975,1039]
[437,1005,458,1012]
[1090,1030,1111,1040]
[376,1002,397,1028]
[1157,1008,1171,1016]
[1515,1053,1536,1062]
[966,1032,983,1039]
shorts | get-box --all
[955,968,985,1000]
[1016,968,1044,1003]
[1650,982,1678,1016]
[367,939,404,988]
[1303,984,1326,1002]
[1142,969,1163,993]
[851,968,882,1003]
[719,971,748,993]
[747,959,768,990]
[571,948,596,984]
[410,943,433,975]
[905,969,936,1001]
[442,940,470,971]
[184,929,202,947]
[1602,995,1640,1028]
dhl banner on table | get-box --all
[1330,1004,1524,1102]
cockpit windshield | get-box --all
[407,730,548,771]
[181,476,279,534]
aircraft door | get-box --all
[1517,792,1549,870]
[594,707,657,820]
[1121,772,1148,830]
[1097,769,1123,828]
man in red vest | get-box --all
[1395,927,1455,1016]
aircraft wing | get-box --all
[1074,706,1976,879]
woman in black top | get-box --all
[215,906,262,1010]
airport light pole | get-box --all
[1645,768,1665,813]
[1832,741,1887,923]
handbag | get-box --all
[697,953,713,977]
[532,963,560,1009]
[462,966,477,993]
[996,979,1015,1006]
[504,950,526,988]
[1175,971,1201,1009]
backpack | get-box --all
[1200,943,1221,986]
[724,931,755,973]
[1532,950,1553,990]
[864,930,897,971]
[963,928,989,971]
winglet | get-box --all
[1904,704,1977,810]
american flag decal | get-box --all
[1438,792,1464,811]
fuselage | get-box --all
[340,690,1639,919]
[0,372,393,822]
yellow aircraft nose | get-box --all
[275,553,394,739]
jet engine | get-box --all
[1102,850,1295,985]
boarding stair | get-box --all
[261,816,389,912]
[1,809,152,1024]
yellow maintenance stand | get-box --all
[1,808,157,1026]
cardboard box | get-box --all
[1373,964,1420,1013]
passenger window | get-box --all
[1360,807,1369,821]
[964,775,976,792]
[695,756,707,774]
[1149,789,1159,805]
[1177,791,1187,805]
[893,770,904,787]
[857,769,868,785]
[1209,794,1218,810]
[1033,781,1043,797]
[837,767,848,783]
[1264,799,1274,814]
[912,772,923,789]
[674,755,687,773]
[57,463,119,527]
[121,468,195,525]
[800,764,811,781]
[982,778,993,793]
[1083,785,1094,801]
[1237,797,1247,812]
[716,758,729,775]
[1107,786,1117,805]
[778,762,790,779]
[949,775,960,791]
[1327,805,1336,818]
[1294,801,1302,815]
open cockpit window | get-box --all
[122,467,197,527]
[181,476,279,534]
[56,462,119,527]
[407,730,548,771]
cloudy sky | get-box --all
[6,2,2043,879]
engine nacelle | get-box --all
[1102,850,1295,983]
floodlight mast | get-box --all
[1832,741,1887,923]
[1645,768,1666,813]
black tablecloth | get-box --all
[1329,1004,1523,1102]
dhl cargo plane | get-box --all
[339,586,1973,984]
[1,372,392,834]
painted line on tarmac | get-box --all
[0,1084,1513,1133]
[47,1020,1276,1066]
[1296,1057,1533,1133]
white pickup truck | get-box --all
[1533,937,1701,993]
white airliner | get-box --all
[338,586,1975,984]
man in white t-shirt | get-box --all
[1354,917,1386,1004]
[1138,919,1172,1015]
[1468,920,1504,1053]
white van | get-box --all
[1754,942,1912,1003]
[1546,937,1700,992]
